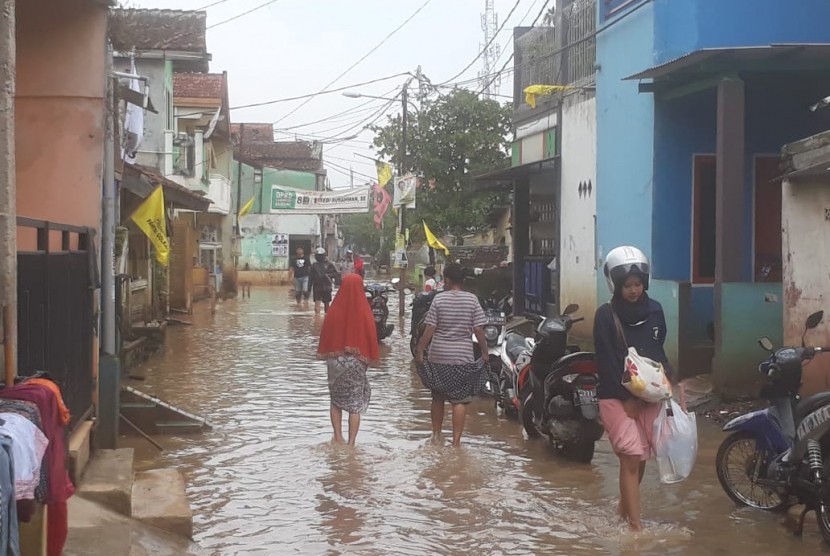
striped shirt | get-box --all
[425,290,487,364]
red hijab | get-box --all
[317,273,379,362]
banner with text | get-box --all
[270,185,370,215]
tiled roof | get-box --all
[236,141,323,172]
[110,9,207,53]
[173,73,224,99]
[230,123,274,143]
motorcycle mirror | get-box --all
[806,310,824,330]
[758,337,774,352]
[563,303,579,315]
[390,277,401,285]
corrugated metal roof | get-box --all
[625,44,830,81]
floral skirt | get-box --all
[327,355,371,414]
[417,359,488,404]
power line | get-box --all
[273,0,433,125]
[438,0,523,86]
[196,0,233,9]
[324,159,376,182]
[230,73,409,110]
[207,0,281,29]
[275,84,401,130]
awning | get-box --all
[120,163,211,212]
[625,44,830,83]
[472,158,559,189]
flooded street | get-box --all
[131,287,830,556]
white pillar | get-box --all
[194,129,204,185]
[163,130,174,177]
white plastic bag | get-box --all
[652,399,697,484]
[623,347,673,403]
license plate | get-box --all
[576,388,597,405]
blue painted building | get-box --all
[596,0,830,395]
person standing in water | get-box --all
[288,246,310,305]
[317,273,379,445]
[310,248,338,313]
[414,263,488,447]
[593,246,675,531]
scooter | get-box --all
[365,277,399,341]
[473,291,510,397]
[516,304,603,463]
[716,310,830,543]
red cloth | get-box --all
[354,257,364,271]
[317,273,379,362]
[0,384,73,556]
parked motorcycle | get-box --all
[716,310,830,542]
[410,289,439,357]
[365,277,399,341]
[473,291,510,396]
[515,304,603,463]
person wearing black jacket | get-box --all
[311,248,339,314]
[593,246,675,531]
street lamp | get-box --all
[343,84,414,320]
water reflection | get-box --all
[129,287,830,556]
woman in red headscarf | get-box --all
[318,273,379,445]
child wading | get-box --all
[593,246,676,531]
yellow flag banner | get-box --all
[423,221,450,256]
[523,84,573,109]
[376,160,393,189]
[131,186,170,266]
[239,196,255,217]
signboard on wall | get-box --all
[271,233,289,257]
[270,185,370,215]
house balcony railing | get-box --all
[207,173,232,215]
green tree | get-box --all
[371,89,511,244]
[338,209,397,265]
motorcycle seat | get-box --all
[796,391,830,424]
[505,333,528,362]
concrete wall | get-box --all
[559,93,597,337]
[595,1,655,304]
[114,57,169,171]
[16,0,106,247]
[238,213,319,271]
[782,178,830,397]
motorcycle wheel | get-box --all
[520,404,540,438]
[715,431,787,511]
[817,458,830,544]
[560,438,595,464]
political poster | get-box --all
[269,185,370,215]
[393,174,417,208]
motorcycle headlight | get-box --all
[484,325,499,342]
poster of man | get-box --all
[393,174,417,208]
[272,233,289,257]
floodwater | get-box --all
[130,286,830,556]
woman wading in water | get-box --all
[593,246,675,531]
[317,273,378,445]
[414,263,488,447]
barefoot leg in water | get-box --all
[619,454,643,531]
[430,394,445,441]
[347,413,360,446]
[451,403,467,447]
[330,403,345,443]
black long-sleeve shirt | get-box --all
[593,299,673,400]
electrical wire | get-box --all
[324,159,376,182]
[207,0,281,29]
[196,0,233,9]
[230,73,409,110]
[438,0,524,86]
[273,0,433,125]
[274,84,401,130]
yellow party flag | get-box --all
[523,84,573,108]
[423,221,450,256]
[376,160,393,189]
[239,196,255,217]
[131,186,170,266]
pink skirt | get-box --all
[599,398,663,461]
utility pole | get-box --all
[398,85,408,317]
[0,0,16,386]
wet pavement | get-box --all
[130,286,830,556]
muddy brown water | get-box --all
[129,286,830,556]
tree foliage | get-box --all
[370,89,511,243]
[338,209,396,265]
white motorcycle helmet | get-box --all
[315,247,326,256]
[603,246,650,294]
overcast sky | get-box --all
[128,0,548,187]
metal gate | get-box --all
[17,218,97,430]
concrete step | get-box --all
[131,468,193,539]
[68,419,94,487]
[76,448,134,516]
